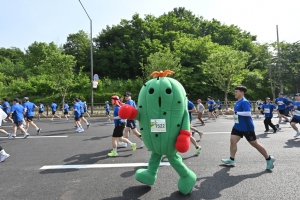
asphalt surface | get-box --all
[0,114,300,200]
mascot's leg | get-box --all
[167,153,196,195]
[135,152,162,185]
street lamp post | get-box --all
[79,0,94,114]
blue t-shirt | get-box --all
[292,101,300,120]
[187,100,195,121]
[275,97,288,110]
[113,105,124,126]
[125,99,136,108]
[233,97,254,132]
[207,100,214,110]
[105,103,110,112]
[73,102,81,117]
[78,101,84,112]
[216,101,222,108]
[83,103,87,112]
[23,102,36,117]
[51,103,57,111]
[11,104,25,121]
[262,103,276,118]
[287,100,294,111]
[2,102,11,114]
[64,104,69,112]
[39,104,44,112]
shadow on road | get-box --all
[82,135,110,141]
[160,166,269,200]
[284,139,300,148]
[102,185,152,200]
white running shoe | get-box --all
[7,133,12,139]
[23,133,29,139]
[294,132,300,138]
[78,128,84,133]
[0,150,10,162]
[118,142,127,148]
[140,141,145,148]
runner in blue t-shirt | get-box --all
[122,92,144,148]
[83,101,90,119]
[50,101,61,121]
[287,97,294,117]
[107,95,136,157]
[216,99,223,115]
[10,98,28,138]
[291,93,300,138]
[262,97,278,133]
[63,101,69,120]
[207,96,216,121]
[222,86,275,170]
[37,101,47,120]
[2,98,13,123]
[73,98,84,132]
[275,93,290,125]
[77,98,90,129]
[23,97,41,135]
[104,101,111,121]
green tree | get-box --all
[63,30,90,72]
[202,48,250,108]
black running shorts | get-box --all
[231,128,257,142]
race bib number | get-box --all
[150,119,166,132]
[233,114,239,124]
[294,110,300,116]
[264,108,270,113]
[278,101,283,105]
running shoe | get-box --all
[131,143,137,151]
[7,133,12,139]
[264,130,269,133]
[118,142,127,148]
[78,128,84,133]
[221,158,236,166]
[11,134,16,139]
[266,156,275,170]
[294,132,300,138]
[23,133,29,139]
[195,146,201,155]
[87,123,90,129]
[107,150,118,157]
[37,128,41,135]
[0,151,10,162]
[276,124,279,129]
[197,130,204,139]
[140,141,145,148]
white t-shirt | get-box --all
[197,103,205,114]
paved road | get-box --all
[0,115,300,200]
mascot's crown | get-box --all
[150,70,175,78]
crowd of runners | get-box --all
[1,87,300,171]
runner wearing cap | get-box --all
[121,92,144,148]
[73,98,84,133]
[290,93,300,138]
[262,97,278,133]
[108,95,136,156]
[275,93,290,128]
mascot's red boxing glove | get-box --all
[175,130,191,153]
[118,104,138,120]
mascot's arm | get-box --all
[118,104,138,120]
[175,110,191,153]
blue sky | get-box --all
[0,0,299,50]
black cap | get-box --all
[124,92,132,97]
[13,98,20,102]
[24,97,29,101]
[74,98,79,102]
[278,92,283,95]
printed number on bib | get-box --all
[264,108,270,113]
[233,114,239,124]
[150,119,166,132]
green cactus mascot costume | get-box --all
[118,70,197,195]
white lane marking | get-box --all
[0,125,13,127]
[199,132,231,134]
[0,136,68,139]
[40,162,170,170]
